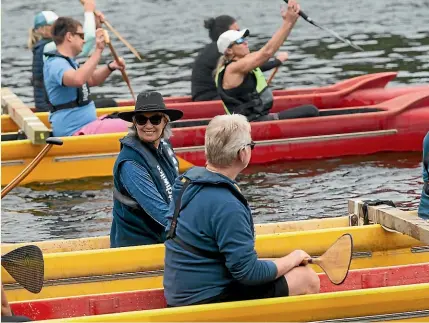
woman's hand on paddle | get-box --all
[281,0,300,23]
[1,284,12,317]
[95,11,105,24]
[289,249,311,267]
[276,52,289,63]
[110,57,126,71]
[95,28,106,50]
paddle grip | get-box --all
[283,0,311,22]
[301,258,313,265]
[46,137,64,146]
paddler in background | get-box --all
[418,131,429,219]
[191,15,288,102]
[215,0,319,122]
[43,17,128,137]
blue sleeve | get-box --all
[423,132,429,181]
[212,201,278,285]
[119,161,170,227]
[45,57,74,87]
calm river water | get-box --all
[1,0,428,242]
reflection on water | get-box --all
[1,152,424,243]
[1,0,429,103]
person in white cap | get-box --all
[28,0,104,112]
[215,0,319,122]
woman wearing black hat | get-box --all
[110,91,184,247]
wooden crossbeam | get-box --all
[349,199,429,244]
[1,88,50,144]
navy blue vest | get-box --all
[111,135,179,247]
[32,39,52,112]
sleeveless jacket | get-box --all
[111,135,179,247]
[44,51,92,112]
[215,63,274,121]
[32,39,52,112]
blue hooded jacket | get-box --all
[163,167,277,306]
[418,131,429,219]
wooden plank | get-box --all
[349,199,429,244]
[1,88,50,144]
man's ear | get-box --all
[65,31,73,42]
[225,48,234,56]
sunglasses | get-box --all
[134,114,164,126]
[238,141,256,154]
[73,32,85,40]
[228,37,246,48]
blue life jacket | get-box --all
[111,135,179,247]
[31,39,52,112]
[44,51,92,112]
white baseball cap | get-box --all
[217,28,250,54]
[34,11,58,29]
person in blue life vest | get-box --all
[215,0,319,122]
[163,114,320,307]
[418,131,429,219]
[43,17,128,137]
[28,1,106,112]
[191,15,288,102]
[110,91,184,248]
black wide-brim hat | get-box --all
[117,91,184,122]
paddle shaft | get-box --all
[283,0,364,52]
[103,30,136,102]
[107,42,136,102]
[267,67,279,85]
[1,141,58,198]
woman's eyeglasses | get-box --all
[134,114,164,126]
[73,32,85,40]
[228,37,246,48]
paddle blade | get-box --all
[1,245,44,293]
[314,233,353,285]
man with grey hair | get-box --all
[110,91,184,248]
[164,114,320,307]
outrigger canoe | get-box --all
[4,71,428,133]
[2,90,429,186]
[3,225,427,302]
[9,263,429,322]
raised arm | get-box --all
[228,0,300,76]
[79,0,97,57]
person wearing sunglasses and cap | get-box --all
[191,15,288,102]
[163,114,319,307]
[43,17,128,137]
[28,1,105,112]
[418,131,429,219]
[110,91,184,248]
[215,0,319,122]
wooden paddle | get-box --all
[267,67,279,85]
[302,233,353,285]
[103,30,136,102]
[283,0,363,52]
[79,0,142,60]
[1,245,44,293]
[1,137,63,198]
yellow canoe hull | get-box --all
[36,283,429,323]
[1,216,352,254]
[5,247,428,302]
[4,224,428,301]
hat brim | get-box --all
[117,109,184,123]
